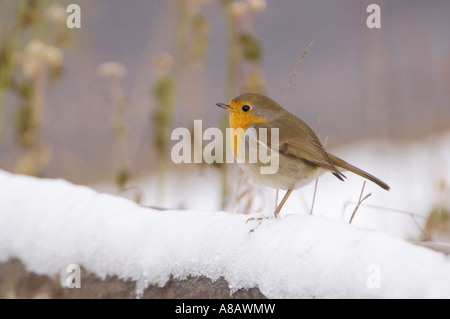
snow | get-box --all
[1,132,450,300]
[109,132,450,240]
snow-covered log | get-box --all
[0,170,449,298]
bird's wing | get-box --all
[253,117,345,180]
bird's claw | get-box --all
[246,217,269,233]
[246,217,266,224]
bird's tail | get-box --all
[328,154,390,191]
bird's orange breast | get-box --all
[228,101,268,158]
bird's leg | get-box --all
[246,217,268,233]
[274,188,294,218]
[246,188,294,233]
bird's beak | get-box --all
[216,103,231,111]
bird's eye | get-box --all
[242,104,251,112]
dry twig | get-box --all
[349,181,372,224]
[282,41,314,107]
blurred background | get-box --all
[1,0,450,240]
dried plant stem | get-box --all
[220,10,240,210]
[310,179,319,215]
[310,116,326,215]
[275,188,279,211]
[34,71,45,130]
[349,181,372,224]
[345,202,428,239]
[231,171,263,214]
[16,63,48,176]
[282,41,314,107]
[280,41,314,213]
[109,78,131,191]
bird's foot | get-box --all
[246,216,270,233]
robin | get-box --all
[217,92,390,218]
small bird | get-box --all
[217,93,390,217]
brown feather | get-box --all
[254,115,346,181]
[229,93,389,191]
[328,154,390,190]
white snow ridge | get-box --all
[0,169,449,298]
